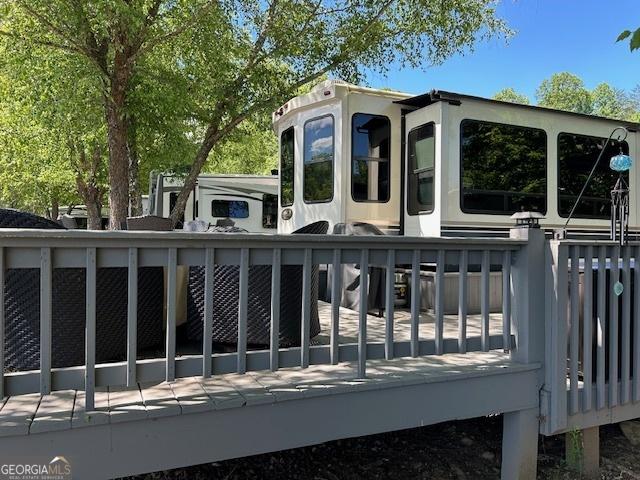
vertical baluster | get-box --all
[166,248,177,382]
[550,242,569,431]
[270,249,281,371]
[458,250,468,354]
[635,245,640,403]
[40,247,52,395]
[410,250,421,357]
[0,247,4,399]
[622,245,631,404]
[85,248,96,411]
[358,249,369,378]
[435,250,444,355]
[127,248,138,387]
[203,248,215,377]
[569,246,579,414]
[300,249,312,369]
[330,249,341,365]
[597,246,606,410]
[481,250,490,352]
[502,250,512,353]
[237,248,249,374]
[583,246,593,412]
[384,249,395,360]
[610,245,620,407]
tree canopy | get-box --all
[0,0,510,227]
[493,88,530,105]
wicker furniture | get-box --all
[187,221,328,347]
[2,209,164,371]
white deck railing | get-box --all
[0,230,523,412]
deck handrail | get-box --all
[0,229,524,412]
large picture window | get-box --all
[460,120,547,215]
[352,114,391,202]
[280,127,295,207]
[304,115,334,203]
[407,123,436,215]
[558,133,629,218]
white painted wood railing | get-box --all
[545,240,640,434]
[0,230,523,411]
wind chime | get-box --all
[610,149,633,246]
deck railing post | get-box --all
[502,226,545,480]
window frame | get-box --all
[556,131,630,219]
[350,112,392,204]
[280,126,295,208]
[303,114,335,205]
[459,118,548,216]
[407,122,436,216]
[211,199,250,219]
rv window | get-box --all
[460,120,547,215]
[211,200,249,218]
[558,133,629,219]
[407,123,435,215]
[352,114,391,202]
[262,194,278,229]
[280,127,295,207]
[304,115,334,203]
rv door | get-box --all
[403,104,442,237]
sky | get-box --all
[363,0,640,101]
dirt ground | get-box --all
[123,416,640,480]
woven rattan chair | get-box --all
[186,221,328,347]
[2,209,164,371]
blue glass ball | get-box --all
[610,154,633,172]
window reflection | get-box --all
[352,114,390,202]
[280,127,295,207]
[304,115,334,203]
[407,123,435,215]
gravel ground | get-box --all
[122,416,640,480]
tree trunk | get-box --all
[127,114,143,216]
[85,196,103,230]
[105,52,132,230]
[74,145,105,230]
[50,199,59,221]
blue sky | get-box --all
[363,0,640,101]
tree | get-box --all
[493,88,530,105]
[617,28,640,51]
[0,0,510,228]
[591,83,636,121]
[536,72,593,114]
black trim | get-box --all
[303,114,335,204]
[459,118,548,216]
[350,113,391,204]
[399,111,408,235]
[395,90,640,130]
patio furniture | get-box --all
[2,209,164,371]
[126,215,173,231]
[329,222,386,313]
[186,221,328,347]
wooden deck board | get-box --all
[198,377,245,410]
[72,388,109,428]
[30,389,76,434]
[169,379,214,414]
[108,385,147,423]
[139,382,182,418]
[0,393,41,436]
[223,374,275,406]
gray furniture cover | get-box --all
[2,208,164,371]
[329,222,386,313]
[186,221,328,347]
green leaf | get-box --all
[631,28,640,51]
[617,30,632,42]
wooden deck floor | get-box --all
[0,303,509,438]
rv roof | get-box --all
[395,89,640,129]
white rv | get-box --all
[273,80,639,237]
[149,173,278,233]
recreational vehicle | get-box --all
[149,173,278,233]
[273,80,639,237]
